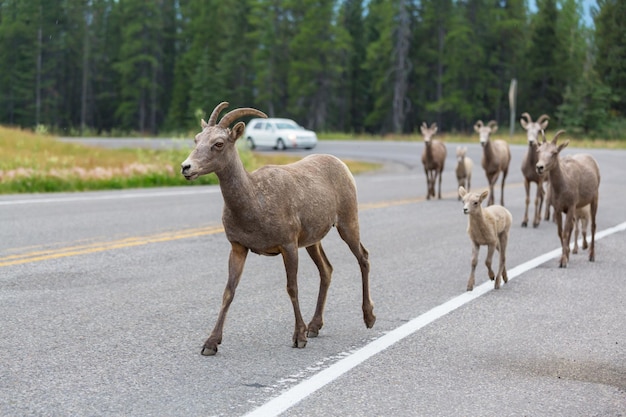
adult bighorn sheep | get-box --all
[520,113,550,227]
[536,130,600,268]
[474,120,511,206]
[420,122,447,200]
[180,102,376,355]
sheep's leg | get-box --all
[305,242,333,337]
[522,178,530,227]
[589,198,598,262]
[498,232,509,285]
[581,215,589,250]
[437,169,443,199]
[572,217,580,254]
[533,180,544,228]
[281,243,308,348]
[543,183,551,221]
[558,210,575,268]
[424,168,432,199]
[336,224,376,329]
[467,242,480,291]
[202,243,249,356]
[485,243,497,286]
[487,173,498,206]
[500,168,508,206]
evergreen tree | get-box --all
[524,0,566,118]
[594,0,626,116]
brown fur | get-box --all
[474,120,511,206]
[420,122,447,200]
[535,130,600,268]
[455,146,473,200]
[520,113,549,227]
[459,186,512,291]
[180,102,376,355]
[572,205,590,254]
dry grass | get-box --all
[0,126,380,194]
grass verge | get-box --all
[0,126,379,194]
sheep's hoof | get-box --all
[307,329,319,338]
[201,345,218,356]
[521,221,528,228]
[533,222,540,228]
[466,286,474,291]
[364,313,376,329]
[293,339,307,349]
[572,248,578,254]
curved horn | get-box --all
[552,129,566,144]
[541,129,546,143]
[208,102,230,126]
[218,107,268,128]
[487,120,498,129]
[520,112,532,123]
[536,114,550,125]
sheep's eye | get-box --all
[213,141,224,150]
[473,201,478,206]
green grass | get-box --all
[0,126,380,194]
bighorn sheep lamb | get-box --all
[573,204,591,254]
[459,186,512,291]
[520,112,550,227]
[180,102,376,355]
[536,130,600,268]
[455,146,473,200]
[474,120,511,206]
[420,122,447,200]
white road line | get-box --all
[0,188,220,206]
[244,221,626,417]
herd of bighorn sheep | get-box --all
[180,103,601,355]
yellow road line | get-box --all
[0,226,224,267]
[1,183,522,268]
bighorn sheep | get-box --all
[573,205,590,254]
[520,112,549,227]
[420,122,447,200]
[535,130,600,268]
[455,146,473,200]
[474,120,511,206]
[459,186,512,291]
[180,102,376,355]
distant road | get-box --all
[2,139,625,416]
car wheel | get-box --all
[276,139,286,151]
[246,137,256,150]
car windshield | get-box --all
[275,121,299,130]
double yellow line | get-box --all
[0,226,224,267]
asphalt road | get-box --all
[1,140,625,416]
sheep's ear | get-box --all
[420,124,427,135]
[557,140,570,152]
[229,121,246,142]
[490,124,498,134]
[520,118,528,129]
[458,186,467,198]
[473,121,482,133]
[480,190,489,202]
[201,119,208,129]
[431,125,438,134]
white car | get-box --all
[244,118,318,150]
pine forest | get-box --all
[0,0,624,138]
